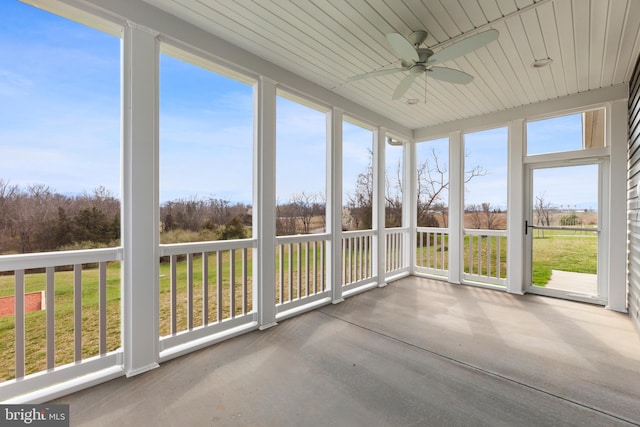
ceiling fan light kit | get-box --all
[349,29,500,100]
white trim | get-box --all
[159,317,258,361]
[415,84,628,141]
[374,127,387,287]
[607,99,629,312]
[448,132,463,284]
[507,119,525,294]
[121,24,160,378]
[276,293,332,319]
[329,108,345,304]
[0,352,123,403]
[254,77,278,328]
[21,0,125,36]
[524,160,607,305]
[405,142,417,276]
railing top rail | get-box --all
[463,228,507,237]
[0,247,123,272]
[275,233,330,245]
[159,238,256,256]
[416,227,448,233]
[385,227,410,233]
[342,229,376,238]
[530,225,600,232]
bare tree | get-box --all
[292,192,318,234]
[467,204,483,229]
[347,149,374,230]
[534,192,553,238]
[535,193,552,226]
[348,147,486,230]
[482,202,502,230]
[417,148,485,227]
[385,157,403,227]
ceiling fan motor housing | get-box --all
[408,30,428,47]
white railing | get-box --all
[385,227,409,275]
[275,234,329,314]
[158,239,256,354]
[0,247,123,401]
[342,230,375,289]
[463,229,507,286]
[416,227,449,277]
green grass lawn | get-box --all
[0,264,121,382]
[531,229,597,286]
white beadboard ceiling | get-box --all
[141,0,640,131]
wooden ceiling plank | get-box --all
[494,0,518,16]
[572,0,591,93]
[536,1,568,97]
[614,0,640,83]
[504,16,546,102]
[457,0,491,28]
[552,0,578,94]
[476,0,504,22]
[588,0,608,90]
[600,0,627,88]
[440,0,476,34]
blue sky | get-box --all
[1,1,597,210]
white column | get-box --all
[448,131,463,284]
[254,77,278,329]
[607,99,628,312]
[121,23,160,377]
[507,119,525,294]
[328,108,344,303]
[374,127,387,286]
[404,141,417,275]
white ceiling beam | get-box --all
[414,83,629,141]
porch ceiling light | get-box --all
[532,58,553,68]
[407,98,419,105]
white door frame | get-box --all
[523,157,609,305]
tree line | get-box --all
[0,180,253,255]
[0,180,120,254]
[0,147,496,254]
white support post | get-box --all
[448,131,463,284]
[328,108,344,303]
[507,119,525,294]
[404,141,417,275]
[121,23,160,377]
[254,77,278,329]
[374,127,387,286]
[607,99,628,312]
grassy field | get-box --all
[416,234,508,280]
[0,264,122,382]
[531,228,598,286]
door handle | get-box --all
[525,220,535,235]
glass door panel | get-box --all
[527,164,600,299]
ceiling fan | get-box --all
[348,29,499,100]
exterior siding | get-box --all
[629,55,640,329]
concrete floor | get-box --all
[545,269,598,295]
[55,277,640,426]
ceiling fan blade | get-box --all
[428,29,499,65]
[392,73,418,100]
[386,33,419,62]
[428,66,474,84]
[347,68,404,82]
